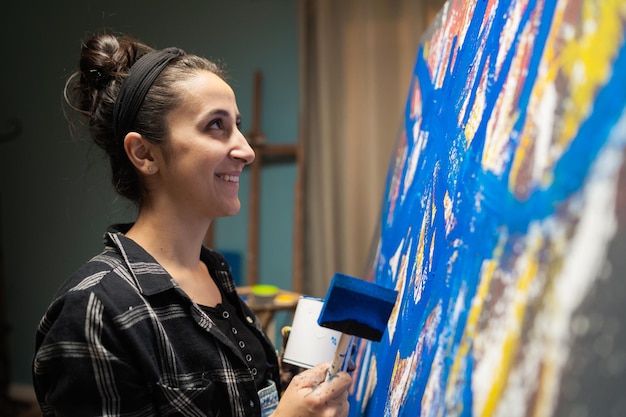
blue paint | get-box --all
[349,1,626,416]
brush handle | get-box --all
[327,333,353,380]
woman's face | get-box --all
[155,70,255,220]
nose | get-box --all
[231,130,256,165]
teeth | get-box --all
[220,174,239,183]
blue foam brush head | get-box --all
[317,273,398,341]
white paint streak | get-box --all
[533,80,557,185]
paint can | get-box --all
[282,296,342,369]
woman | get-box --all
[32,32,351,417]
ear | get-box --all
[123,132,159,174]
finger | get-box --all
[317,391,350,417]
[321,386,349,406]
[324,370,352,392]
[290,365,328,389]
[307,362,332,381]
[325,396,350,417]
[339,399,350,417]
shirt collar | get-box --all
[104,223,177,296]
[102,223,238,299]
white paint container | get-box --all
[282,296,342,369]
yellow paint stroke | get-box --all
[416,209,428,283]
[481,255,539,417]
[510,1,626,190]
[464,62,488,147]
[445,229,545,417]
[444,236,504,412]
[387,348,421,415]
[558,1,626,147]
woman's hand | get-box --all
[271,362,352,417]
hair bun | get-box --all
[81,33,154,89]
[85,67,110,89]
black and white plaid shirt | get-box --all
[33,224,279,416]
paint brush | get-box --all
[318,273,398,378]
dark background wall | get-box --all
[0,0,299,386]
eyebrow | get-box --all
[208,109,241,121]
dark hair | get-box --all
[64,33,225,204]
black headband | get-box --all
[113,47,185,143]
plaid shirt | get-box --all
[33,225,279,417]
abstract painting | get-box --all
[349,1,626,416]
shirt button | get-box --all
[246,354,252,362]
[239,341,245,348]
[246,316,254,324]
[231,327,238,334]
[222,311,230,319]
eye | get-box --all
[208,118,225,130]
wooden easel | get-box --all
[245,70,304,293]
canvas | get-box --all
[349,1,626,416]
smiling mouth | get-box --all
[218,174,240,183]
